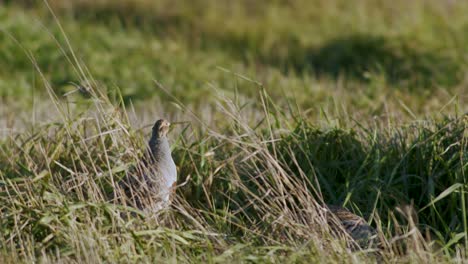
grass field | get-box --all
[0,0,467,263]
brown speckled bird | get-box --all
[119,119,177,213]
[326,205,378,249]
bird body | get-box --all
[119,119,177,213]
[147,122,177,206]
[326,205,378,249]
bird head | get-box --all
[152,119,171,138]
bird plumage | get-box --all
[118,119,177,213]
[146,119,177,207]
[326,205,378,249]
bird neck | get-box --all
[148,136,171,160]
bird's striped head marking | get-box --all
[152,119,171,138]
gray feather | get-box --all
[118,119,177,213]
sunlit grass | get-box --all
[1,79,466,262]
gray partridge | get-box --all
[326,205,379,249]
[120,119,177,212]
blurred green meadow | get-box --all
[0,0,467,263]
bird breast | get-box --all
[160,154,177,188]
[150,137,177,189]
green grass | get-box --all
[1,0,467,114]
[0,0,467,263]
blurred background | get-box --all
[0,0,466,123]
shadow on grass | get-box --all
[6,1,463,91]
[305,35,458,87]
[231,34,460,88]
